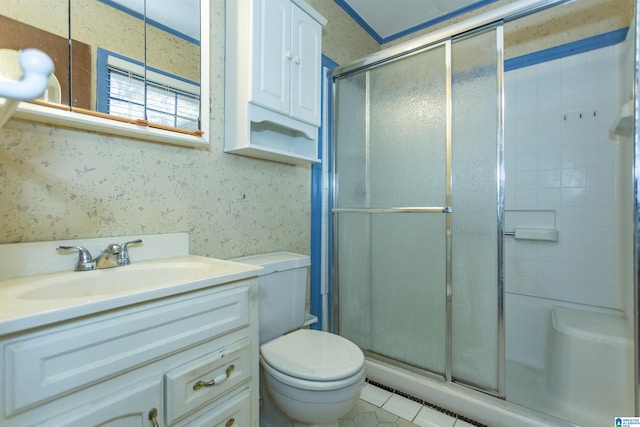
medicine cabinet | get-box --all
[0,0,210,147]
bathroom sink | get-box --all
[17,258,224,300]
[0,255,262,336]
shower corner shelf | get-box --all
[0,48,54,129]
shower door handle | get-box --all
[333,207,452,214]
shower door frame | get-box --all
[329,0,583,402]
[331,25,505,397]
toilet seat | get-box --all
[260,329,364,381]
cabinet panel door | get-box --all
[178,388,251,427]
[45,377,163,427]
[290,3,322,126]
[251,0,290,115]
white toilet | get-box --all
[232,252,365,427]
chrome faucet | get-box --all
[95,243,122,269]
[57,239,143,271]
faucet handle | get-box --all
[119,239,143,266]
[57,245,96,271]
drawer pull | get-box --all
[226,418,235,427]
[148,408,160,427]
[193,364,235,390]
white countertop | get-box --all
[0,234,262,336]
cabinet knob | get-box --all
[148,408,160,427]
[293,56,301,65]
[226,418,235,427]
[286,51,293,60]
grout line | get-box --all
[366,378,488,427]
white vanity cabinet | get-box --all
[225,0,327,165]
[0,280,259,427]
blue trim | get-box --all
[505,27,628,72]
[98,0,200,46]
[334,0,496,45]
[310,55,339,331]
[96,48,110,113]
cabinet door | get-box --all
[45,377,163,427]
[250,0,291,115]
[177,388,251,427]
[290,3,323,126]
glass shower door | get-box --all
[333,25,502,394]
[334,43,449,376]
[450,28,502,393]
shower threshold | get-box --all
[365,358,576,427]
[365,378,487,427]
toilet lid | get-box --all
[260,329,364,381]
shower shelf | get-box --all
[0,49,54,129]
[504,228,559,242]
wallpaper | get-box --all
[0,0,379,260]
[0,0,633,261]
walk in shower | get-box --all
[330,1,636,425]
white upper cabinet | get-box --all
[226,0,327,165]
[250,0,323,126]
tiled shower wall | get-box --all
[504,42,634,312]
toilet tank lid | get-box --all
[230,252,310,275]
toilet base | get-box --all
[260,390,339,427]
[259,369,348,427]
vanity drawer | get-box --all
[165,337,252,425]
[4,284,250,415]
[178,387,251,427]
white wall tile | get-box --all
[537,170,562,188]
[586,206,611,227]
[561,168,587,187]
[537,188,562,206]
[506,43,628,310]
[587,185,616,206]
[561,187,587,206]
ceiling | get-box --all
[104,0,495,46]
[336,0,496,44]
[106,0,200,42]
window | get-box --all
[97,49,200,130]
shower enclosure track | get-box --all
[332,0,573,80]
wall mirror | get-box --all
[0,0,209,147]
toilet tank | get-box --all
[231,252,310,344]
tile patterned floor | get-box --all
[338,383,478,427]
